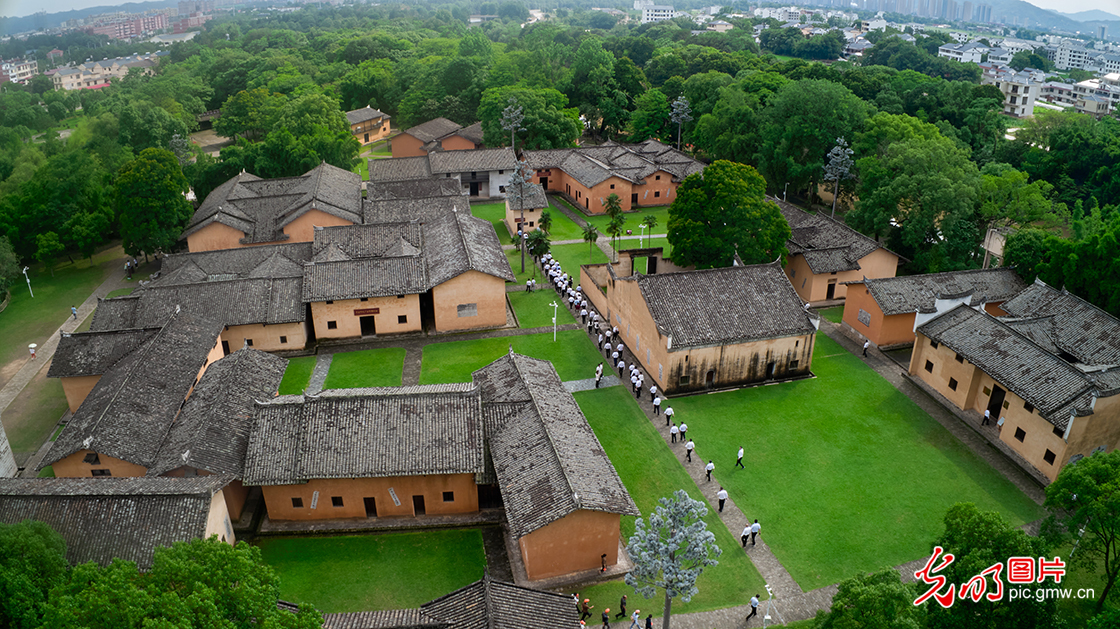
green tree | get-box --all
[667,161,790,269]
[526,229,550,262]
[459,29,493,60]
[625,490,721,629]
[0,520,68,629]
[0,236,19,294]
[1044,450,1120,611]
[642,214,658,234]
[977,164,1065,231]
[115,148,194,258]
[538,210,552,234]
[34,232,64,277]
[927,503,1056,629]
[582,223,599,261]
[817,568,925,629]
[64,206,113,262]
[1009,50,1051,72]
[214,87,285,140]
[479,86,581,150]
[629,89,672,143]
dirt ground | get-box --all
[191,128,234,156]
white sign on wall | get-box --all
[311,491,319,509]
[388,487,401,506]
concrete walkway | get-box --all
[305,354,333,395]
[0,263,129,418]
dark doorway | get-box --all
[478,485,503,509]
[412,495,426,516]
[221,340,230,356]
[631,193,638,206]
[647,256,658,274]
[826,282,836,300]
[705,370,715,385]
[360,316,377,336]
[364,497,377,517]
[540,177,549,190]
[469,182,480,196]
[363,133,369,143]
[766,362,776,379]
[986,385,1007,419]
[420,291,435,331]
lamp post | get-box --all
[549,301,559,341]
[638,223,647,248]
[783,182,788,202]
[22,266,33,298]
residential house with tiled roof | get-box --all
[346,106,391,145]
[524,140,704,214]
[369,147,517,199]
[0,476,236,569]
[582,259,819,395]
[322,575,580,629]
[183,162,362,252]
[391,117,484,158]
[909,279,1120,481]
[503,182,548,237]
[243,352,637,580]
[775,199,902,303]
[841,268,1026,348]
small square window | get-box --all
[610,184,615,189]
[1014,427,1026,442]
[948,378,958,391]
[331,496,344,507]
[655,175,661,180]
[679,375,690,385]
[398,315,408,324]
[443,491,455,502]
[1044,449,1056,465]
[1003,400,1010,409]
[1025,402,1035,413]
[327,321,337,329]
[397,295,405,299]
[529,222,534,227]
[245,339,253,347]
[1053,425,1064,437]
[930,340,940,349]
[326,300,334,305]
[499,186,506,193]
[790,360,799,369]
[654,191,660,198]
[280,336,288,344]
[292,497,304,508]
[983,386,992,396]
[924,360,934,373]
[360,297,368,302]
[91,469,112,477]
[498,170,504,174]
[954,354,964,363]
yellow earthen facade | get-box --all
[309,295,422,340]
[431,271,508,332]
[785,248,899,303]
[518,509,622,580]
[260,474,479,520]
[60,375,102,414]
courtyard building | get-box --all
[841,267,1026,349]
[503,182,549,236]
[369,147,518,199]
[391,117,484,158]
[346,106,392,145]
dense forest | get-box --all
[0,1,1116,312]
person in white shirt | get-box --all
[741,525,751,547]
[617,358,625,377]
[678,421,687,442]
[652,396,661,416]
[736,446,744,469]
[746,595,759,621]
[717,487,728,512]
[670,423,679,443]
[705,460,715,482]
[685,439,695,462]
[663,406,674,427]
[863,339,870,357]
[750,519,761,545]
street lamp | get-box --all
[549,301,559,341]
[22,266,33,298]
[783,182,789,202]
[638,223,647,248]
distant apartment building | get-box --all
[980,65,1041,118]
[642,5,683,23]
[1040,81,1076,106]
[2,60,36,84]
[52,54,160,90]
[938,41,989,63]
[177,0,214,12]
[1073,73,1120,118]
[986,47,1012,65]
[85,13,167,40]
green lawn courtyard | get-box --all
[507,289,576,329]
[571,386,767,614]
[470,201,510,241]
[278,355,317,395]
[254,529,486,613]
[817,306,844,324]
[419,330,603,384]
[322,348,407,389]
[667,334,1045,590]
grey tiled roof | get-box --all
[242,385,485,486]
[90,277,305,330]
[421,574,581,629]
[633,261,817,349]
[367,179,465,201]
[346,106,389,125]
[402,118,463,143]
[426,212,516,286]
[456,122,484,146]
[0,476,231,570]
[428,148,516,175]
[148,349,288,477]
[160,243,311,281]
[363,196,468,224]
[474,354,638,538]
[524,142,703,189]
[917,305,1098,427]
[48,328,159,378]
[853,268,1027,316]
[506,183,548,211]
[774,199,897,272]
[324,610,447,629]
[42,312,226,470]
[368,156,435,182]
[184,163,362,244]
[999,280,1120,365]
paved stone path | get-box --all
[563,376,621,393]
[305,354,333,395]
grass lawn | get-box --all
[1,364,68,456]
[37,466,55,478]
[817,306,843,323]
[322,348,406,389]
[540,203,589,242]
[672,334,1045,590]
[1054,543,1118,626]
[420,330,603,384]
[471,201,511,241]
[549,242,612,273]
[508,289,576,329]
[585,206,671,238]
[569,387,766,614]
[0,245,124,388]
[255,529,486,613]
[278,355,317,395]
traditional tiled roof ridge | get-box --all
[0,475,233,497]
[48,326,162,378]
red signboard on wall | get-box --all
[354,308,380,315]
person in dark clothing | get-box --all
[602,610,610,629]
[615,596,627,619]
[645,615,652,629]
[580,599,593,621]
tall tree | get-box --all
[0,236,19,294]
[34,232,64,277]
[817,568,925,629]
[582,223,599,261]
[670,95,692,151]
[822,137,854,218]
[629,89,672,144]
[1044,450,1120,611]
[667,161,790,269]
[479,86,580,150]
[115,148,194,258]
[625,490,721,629]
[0,520,68,629]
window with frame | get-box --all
[954,353,964,363]
[292,497,304,508]
[1053,425,1064,437]
[654,191,660,198]
[326,300,334,305]
[443,491,455,502]
[280,336,288,344]
[679,375,690,385]
[245,339,253,346]
[331,496,344,507]
[83,452,100,465]
[1024,401,1035,413]
[398,315,408,324]
[91,469,112,477]
[924,360,934,373]
[948,378,958,391]
[327,321,337,329]
[790,360,799,369]
[1043,449,1056,465]
[1014,427,1026,442]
